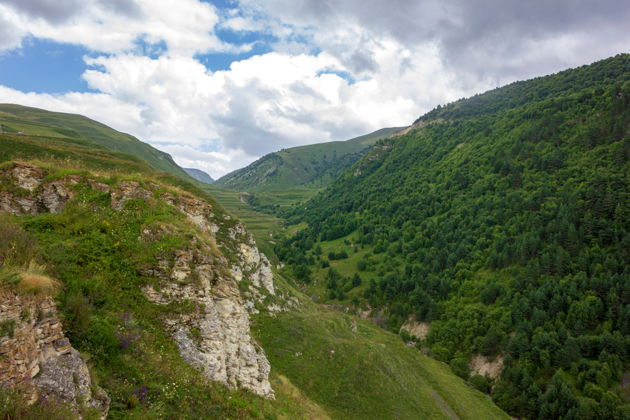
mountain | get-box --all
[184,167,214,184]
[0,112,507,418]
[215,127,402,192]
[0,104,192,180]
[276,54,630,419]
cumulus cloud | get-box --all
[0,6,25,50]
[0,0,628,176]
[242,0,630,85]
[0,0,233,55]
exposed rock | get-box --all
[0,288,110,418]
[40,181,74,213]
[0,164,75,215]
[1,162,279,401]
[110,181,152,210]
[400,320,430,340]
[141,243,275,399]
[10,163,43,191]
[469,354,504,380]
[162,193,219,234]
[238,242,275,296]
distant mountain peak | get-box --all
[184,167,215,184]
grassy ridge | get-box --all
[0,104,191,179]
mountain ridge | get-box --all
[215,127,403,192]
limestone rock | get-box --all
[141,243,275,399]
[110,181,152,210]
[161,193,219,233]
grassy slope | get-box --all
[253,302,509,420]
[0,132,334,419]
[0,104,191,180]
[215,127,402,192]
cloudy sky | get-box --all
[0,0,628,178]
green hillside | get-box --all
[0,104,191,180]
[1,115,507,418]
[276,54,630,418]
[215,127,402,192]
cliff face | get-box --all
[141,241,274,398]
[0,288,110,417]
[0,162,282,405]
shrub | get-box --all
[469,375,492,394]
[0,213,37,266]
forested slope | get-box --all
[276,54,630,418]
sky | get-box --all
[0,0,629,178]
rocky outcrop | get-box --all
[1,162,279,400]
[162,193,219,234]
[141,242,274,399]
[0,163,76,215]
[0,288,110,418]
[110,180,152,210]
[469,354,504,380]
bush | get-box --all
[469,375,492,394]
[449,357,470,380]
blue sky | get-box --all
[0,0,628,177]
[0,1,275,92]
[0,38,96,93]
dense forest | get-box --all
[275,54,630,418]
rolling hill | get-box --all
[0,104,192,180]
[276,54,630,419]
[215,127,402,192]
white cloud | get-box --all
[1,0,628,177]
[0,0,235,56]
[0,5,26,51]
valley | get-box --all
[1,54,628,420]
[0,104,507,419]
